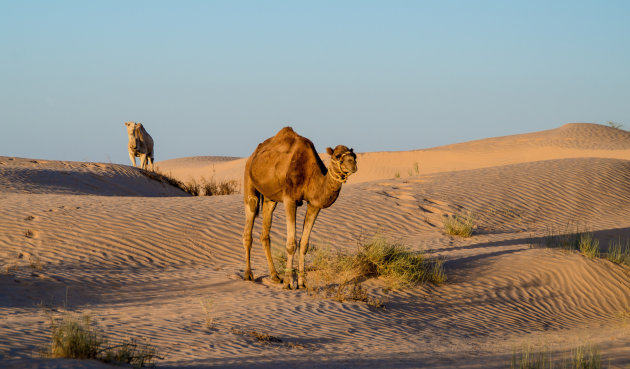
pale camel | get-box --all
[124,121,154,171]
[242,127,357,289]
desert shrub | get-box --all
[306,236,445,305]
[607,238,630,266]
[49,314,103,360]
[201,178,240,196]
[443,212,475,237]
[46,313,160,368]
[353,236,446,286]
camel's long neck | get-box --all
[309,163,344,209]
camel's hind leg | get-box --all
[260,197,281,283]
[242,183,259,281]
[283,199,298,289]
[298,204,320,289]
[139,153,148,170]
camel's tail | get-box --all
[254,192,262,218]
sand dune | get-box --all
[156,123,630,187]
[1,123,630,368]
[0,157,188,197]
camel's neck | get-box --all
[308,163,344,209]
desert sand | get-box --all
[1,123,629,368]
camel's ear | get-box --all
[326,147,334,156]
[350,148,354,153]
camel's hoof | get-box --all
[243,271,254,281]
[270,274,283,283]
[283,282,293,290]
[297,282,306,289]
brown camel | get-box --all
[242,127,357,289]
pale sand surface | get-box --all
[1,123,629,368]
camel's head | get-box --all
[124,121,138,137]
[327,145,357,178]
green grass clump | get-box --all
[46,313,161,368]
[607,238,630,266]
[443,212,475,238]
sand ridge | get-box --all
[1,123,630,368]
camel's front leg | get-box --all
[283,199,298,289]
[260,198,281,283]
[128,150,137,167]
[242,193,259,281]
[298,204,320,288]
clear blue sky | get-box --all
[1,1,629,163]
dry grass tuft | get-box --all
[534,223,601,259]
[607,238,630,266]
[45,312,161,368]
[511,344,601,369]
[443,212,475,237]
[231,328,282,343]
[142,169,240,196]
[305,236,445,305]
[200,297,215,329]
[201,179,240,196]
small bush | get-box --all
[46,313,161,368]
[607,238,630,266]
[49,314,103,360]
[201,179,239,196]
[354,237,446,286]
[306,236,445,304]
[443,212,474,237]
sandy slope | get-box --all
[155,123,630,186]
[1,123,630,368]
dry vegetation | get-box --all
[533,223,630,267]
[510,344,602,369]
[607,237,630,267]
[44,312,161,368]
[143,169,240,196]
[276,236,446,306]
[443,211,475,237]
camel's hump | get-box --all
[274,126,298,140]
